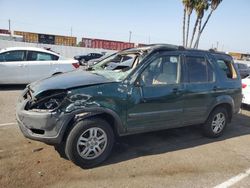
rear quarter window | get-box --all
[216,59,237,79]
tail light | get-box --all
[72,62,80,69]
[242,83,247,89]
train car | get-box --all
[14,31,39,43]
[55,35,77,46]
[0,29,10,35]
[82,37,134,50]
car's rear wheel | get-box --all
[203,107,228,138]
[65,118,114,168]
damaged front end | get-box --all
[16,88,74,144]
[25,89,67,112]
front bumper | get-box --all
[16,93,73,144]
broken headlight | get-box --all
[27,92,67,111]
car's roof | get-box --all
[121,44,230,57]
[0,47,59,56]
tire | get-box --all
[203,107,228,138]
[65,118,114,168]
[54,143,68,160]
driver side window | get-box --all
[140,55,181,86]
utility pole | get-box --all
[216,41,219,50]
[70,27,72,37]
[8,19,11,33]
[148,35,151,44]
[129,31,132,43]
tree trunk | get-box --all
[183,8,186,47]
[194,10,214,48]
[189,17,199,48]
[185,14,191,47]
[200,9,214,34]
[194,18,202,48]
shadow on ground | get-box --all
[0,84,26,91]
[241,104,250,111]
[99,112,250,167]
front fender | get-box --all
[68,107,126,136]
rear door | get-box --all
[0,50,28,84]
[27,51,58,82]
[182,53,217,125]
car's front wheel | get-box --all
[65,118,114,168]
[203,107,228,138]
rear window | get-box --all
[186,56,214,83]
[216,59,237,79]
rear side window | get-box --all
[27,51,59,61]
[216,59,237,79]
[186,56,214,83]
[0,50,26,62]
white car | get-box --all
[0,47,80,84]
[242,76,250,105]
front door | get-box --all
[0,50,28,84]
[126,52,184,133]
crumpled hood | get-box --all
[29,69,114,96]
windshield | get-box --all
[89,51,147,81]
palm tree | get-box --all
[189,0,208,48]
[182,2,187,46]
[182,0,195,47]
[194,0,223,48]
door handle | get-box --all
[172,88,179,93]
[213,86,218,91]
[173,88,184,93]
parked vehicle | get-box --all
[16,44,242,168]
[0,47,80,84]
[74,53,104,65]
[87,53,114,67]
[242,76,250,105]
[235,62,250,78]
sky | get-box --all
[0,0,249,53]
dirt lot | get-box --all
[0,86,250,188]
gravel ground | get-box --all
[0,86,250,188]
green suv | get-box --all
[16,44,242,168]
